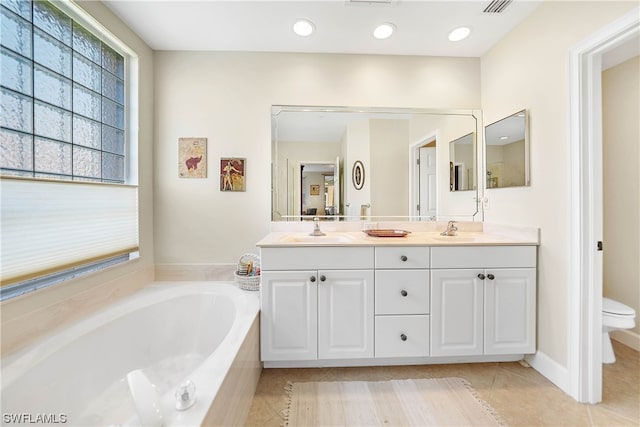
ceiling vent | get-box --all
[483,0,513,13]
[345,0,396,6]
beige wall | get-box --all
[370,119,410,217]
[480,1,637,367]
[0,1,155,356]
[153,52,480,263]
[603,56,640,335]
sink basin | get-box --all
[280,234,354,244]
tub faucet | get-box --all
[310,217,326,236]
[440,221,458,236]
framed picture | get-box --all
[178,137,207,178]
[352,160,365,190]
[220,158,246,191]
[310,184,320,195]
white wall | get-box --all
[344,120,371,218]
[1,1,155,356]
[602,56,640,335]
[480,1,637,369]
[153,52,480,263]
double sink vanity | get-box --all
[256,222,539,368]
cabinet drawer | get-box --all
[261,247,374,270]
[375,247,430,269]
[431,246,536,269]
[375,270,429,315]
[375,315,429,358]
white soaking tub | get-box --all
[1,282,261,426]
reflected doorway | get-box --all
[411,134,437,220]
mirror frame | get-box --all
[271,105,483,221]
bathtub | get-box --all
[1,282,261,426]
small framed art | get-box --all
[220,158,246,191]
[178,137,207,178]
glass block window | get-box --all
[1,0,126,183]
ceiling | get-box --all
[102,0,543,57]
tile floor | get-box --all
[245,341,639,426]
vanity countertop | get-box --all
[256,229,539,248]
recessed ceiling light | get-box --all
[448,27,471,42]
[373,23,395,40]
[293,19,315,37]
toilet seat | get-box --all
[603,297,635,316]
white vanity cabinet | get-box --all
[374,247,430,358]
[260,247,375,362]
[430,246,537,357]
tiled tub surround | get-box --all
[257,222,539,368]
[1,282,261,427]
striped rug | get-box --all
[283,377,505,426]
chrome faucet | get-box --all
[440,221,458,236]
[310,217,326,236]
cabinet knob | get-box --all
[401,290,408,297]
[477,273,486,280]
[400,334,407,341]
[310,276,316,283]
[320,275,326,282]
[487,273,495,280]
[401,255,408,262]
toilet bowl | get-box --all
[602,297,636,364]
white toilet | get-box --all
[602,297,636,364]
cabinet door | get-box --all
[318,270,374,359]
[484,268,536,355]
[260,270,317,361]
[430,269,483,356]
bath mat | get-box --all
[283,377,506,426]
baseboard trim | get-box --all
[611,330,640,351]
[525,350,570,395]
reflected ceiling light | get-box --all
[373,23,395,40]
[448,27,471,42]
[293,19,315,37]
[500,136,509,140]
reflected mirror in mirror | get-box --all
[449,133,476,192]
[485,110,529,188]
[271,106,480,221]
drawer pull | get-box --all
[400,334,407,341]
[487,273,495,280]
[477,273,486,280]
[320,275,326,282]
[401,255,408,262]
[310,276,316,282]
[401,290,408,297]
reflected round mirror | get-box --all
[485,110,529,189]
[271,106,481,221]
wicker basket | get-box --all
[234,253,261,291]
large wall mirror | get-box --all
[271,105,481,221]
[485,110,529,189]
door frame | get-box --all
[409,132,438,218]
[568,7,639,403]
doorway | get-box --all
[568,8,639,403]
